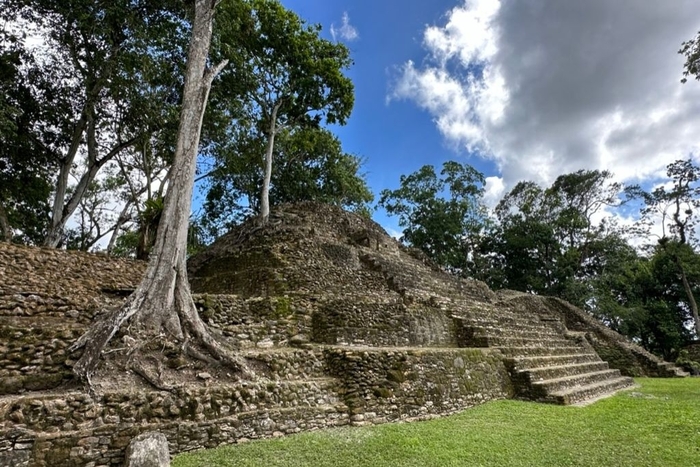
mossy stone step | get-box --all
[531,369,622,395]
[458,315,548,327]
[497,346,590,357]
[471,326,561,339]
[506,353,601,370]
[482,336,576,348]
[547,376,636,405]
[517,361,610,382]
[475,321,563,333]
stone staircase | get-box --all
[454,306,636,405]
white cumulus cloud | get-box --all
[331,12,359,42]
[391,0,700,192]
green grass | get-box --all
[173,378,700,467]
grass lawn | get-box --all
[173,378,700,467]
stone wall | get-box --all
[0,243,146,396]
[0,243,145,307]
[1,405,349,467]
[0,347,513,467]
[538,297,680,377]
[312,299,455,347]
[193,295,314,349]
[1,380,340,433]
[325,348,514,425]
[0,323,82,394]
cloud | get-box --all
[331,12,359,42]
[483,175,505,208]
[391,0,700,191]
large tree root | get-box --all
[68,280,250,391]
[131,357,174,392]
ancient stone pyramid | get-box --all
[188,202,685,401]
[0,202,686,467]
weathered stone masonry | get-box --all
[0,203,686,466]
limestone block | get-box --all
[124,432,170,467]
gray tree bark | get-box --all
[43,133,140,248]
[69,0,245,384]
[259,101,282,223]
[677,257,700,337]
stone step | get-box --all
[547,376,636,405]
[0,372,69,395]
[496,346,590,357]
[459,314,548,327]
[471,326,561,339]
[507,353,601,370]
[531,369,622,395]
[474,321,563,333]
[482,336,575,348]
[518,361,610,382]
[656,362,689,377]
[220,324,294,349]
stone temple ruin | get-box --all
[0,202,687,466]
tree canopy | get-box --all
[383,160,700,361]
[200,125,372,239]
[211,0,355,223]
[0,0,366,250]
[680,29,700,83]
[379,161,489,272]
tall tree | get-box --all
[379,161,489,273]
[200,125,372,238]
[0,27,54,243]
[634,159,700,337]
[69,0,246,386]
[2,0,186,247]
[487,170,627,305]
[214,0,354,223]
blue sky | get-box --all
[280,0,700,237]
[281,0,497,234]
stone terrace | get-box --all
[0,202,686,466]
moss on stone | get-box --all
[386,369,406,383]
[373,387,393,398]
[273,297,292,318]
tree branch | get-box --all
[205,59,229,86]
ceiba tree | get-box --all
[69,0,246,386]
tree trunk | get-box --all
[44,128,140,248]
[259,101,281,223]
[70,0,244,384]
[677,256,700,337]
[44,160,74,247]
[44,109,89,248]
[0,198,11,242]
[106,200,135,255]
